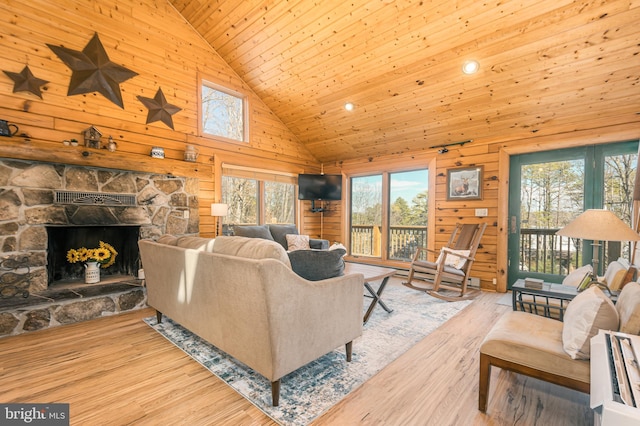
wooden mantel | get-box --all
[0,137,211,178]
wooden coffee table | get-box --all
[344,262,397,324]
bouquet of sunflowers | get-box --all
[66,241,118,269]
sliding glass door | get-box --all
[349,169,428,262]
[508,141,638,287]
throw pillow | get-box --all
[437,249,470,269]
[616,282,640,334]
[286,234,310,251]
[268,224,298,248]
[233,224,274,241]
[288,248,346,281]
[562,286,619,360]
[562,264,593,287]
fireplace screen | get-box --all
[46,226,141,285]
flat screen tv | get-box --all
[298,174,342,201]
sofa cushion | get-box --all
[616,282,640,334]
[480,310,590,384]
[233,225,274,241]
[268,224,298,248]
[157,234,179,245]
[175,236,215,252]
[286,234,310,251]
[288,248,346,281]
[213,236,291,268]
[562,286,619,360]
[562,264,592,287]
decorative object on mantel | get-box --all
[66,241,118,284]
[107,136,117,152]
[150,147,165,159]
[83,125,102,149]
[0,119,19,137]
[2,65,49,99]
[137,87,181,130]
[184,144,198,162]
[47,33,138,109]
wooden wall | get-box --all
[325,123,639,292]
[0,0,321,238]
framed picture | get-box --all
[447,166,483,200]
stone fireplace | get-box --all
[0,158,200,336]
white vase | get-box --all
[84,262,100,284]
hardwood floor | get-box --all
[0,278,592,425]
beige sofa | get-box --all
[138,235,364,406]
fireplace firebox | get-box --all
[46,225,141,286]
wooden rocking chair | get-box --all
[403,223,487,301]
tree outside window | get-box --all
[201,81,246,142]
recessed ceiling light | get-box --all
[344,102,355,111]
[462,60,479,75]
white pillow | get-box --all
[437,248,470,269]
[562,286,619,360]
[562,264,592,287]
[286,234,310,251]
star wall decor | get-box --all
[47,33,138,109]
[137,88,181,130]
[3,65,49,98]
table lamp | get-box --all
[556,209,640,294]
[211,203,229,237]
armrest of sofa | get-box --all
[263,265,364,379]
[309,238,329,249]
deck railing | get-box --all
[519,228,626,275]
[350,225,427,261]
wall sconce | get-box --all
[211,203,229,237]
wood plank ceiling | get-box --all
[169,0,640,163]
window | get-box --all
[221,165,296,230]
[349,169,429,262]
[201,80,247,142]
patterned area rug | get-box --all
[144,283,472,425]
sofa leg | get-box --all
[271,380,280,406]
[156,310,163,324]
[478,352,491,412]
[346,341,353,362]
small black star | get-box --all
[137,88,181,130]
[47,33,138,109]
[3,65,49,98]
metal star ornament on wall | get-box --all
[137,88,181,130]
[47,33,138,109]
[3,65,49,98]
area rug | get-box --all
[144,284,472,425]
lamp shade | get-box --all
[556,209,640,242]
[210,203,229,217]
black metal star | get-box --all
[47,33,138,109]
[137,88,181,130]
[3,65,49,99]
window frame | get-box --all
[198,76,249,143]
[220,164,298,228]
[345,165,433,266]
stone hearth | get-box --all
[0,158,200,336]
